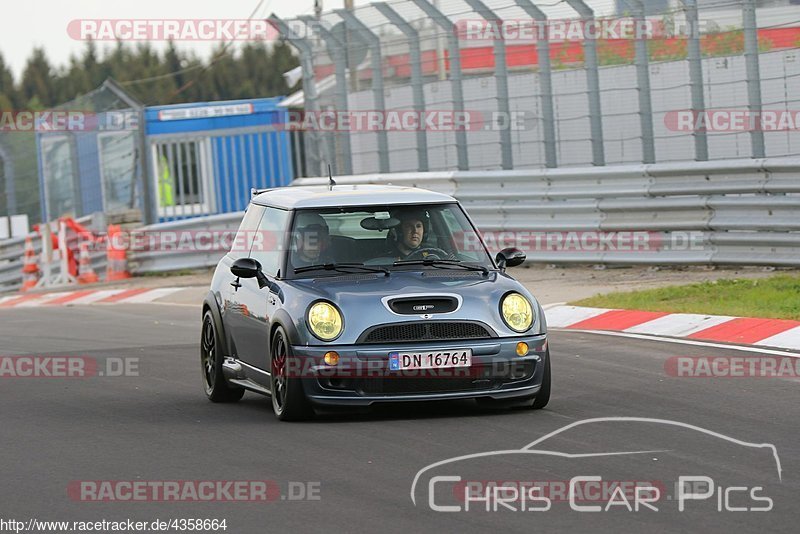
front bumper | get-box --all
[291,334,548,406]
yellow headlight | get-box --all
[501,293,534,333]
[307,301,343,341]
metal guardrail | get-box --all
[0,213,238,293]
[127,212,242,274]
[0,235,28,291]
[0,240,108,293]
[293,158,800,267]
[0,214,111,293]
[1,157,798,293]
[0,234,107,293]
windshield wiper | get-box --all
[294,262,389,276]
[393,259,489,274]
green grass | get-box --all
[572,275,800,321]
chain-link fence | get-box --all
[0,80,142,230]
[272,0,800,177]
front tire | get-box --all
[270,327,314,421]
[201,311,245,403]
[476,348,551,410]
[529,348,551,410]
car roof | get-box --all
[251,185,457,209]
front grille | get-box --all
[388,296,458,315]
[358,321,495,344]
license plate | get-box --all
[388,349,472,371]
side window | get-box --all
[230,204,265,259]
[250,207,290,276]
[439,207,480,261]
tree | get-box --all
[0,92,12,111]
[269,41,298,94]
[20,48,55,107]
[81,40,106,87]
[53,55,92,104]
[9,40,300,109]
[0,52,17,108]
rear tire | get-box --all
[270,327,314,421]
[201,311,245,403]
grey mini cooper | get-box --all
[202,185,550,420]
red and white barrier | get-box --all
[106,224,131,281]
[0,287,184,309]
[20,236,41,292]
[547,305,800,351]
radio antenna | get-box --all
[328,164,336,190]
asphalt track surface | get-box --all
[1,303,798,533]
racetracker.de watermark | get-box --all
[0,356,139,378]
[455,479,665,505]
[67,481,320,502]
[83,229,706,255]
[68,19,279,41]
[665,356,800,378]
[0,110,137,133]
[461,230,705,254]
[457,18,721,41]
[665,110,800,132]
[455,18,662,41]
[283,110,528,132]
[92,230,278,254]
[276,357,544,379]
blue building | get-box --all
[37,96,295,224]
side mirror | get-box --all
[495,247,526,270]
[231,257,270,289]
[231,257,262,279]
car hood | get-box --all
[281,270,545,345]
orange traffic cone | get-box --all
[20,235,41,292]
[106,224,131,281]
[76,242,99,284]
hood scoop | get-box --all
[388,296,458,315]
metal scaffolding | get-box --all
[374,2,429,171]
[464,0,513,170]
[269,14,326,175]
[264,0,800,177]
[335,8,391,173]
[298,15,354,175]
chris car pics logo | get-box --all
[411,417,781,513]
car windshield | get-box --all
[286,203,494,277]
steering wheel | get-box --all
[404,247,453,261]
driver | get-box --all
[292,212,333,267]
[386,210,428,260]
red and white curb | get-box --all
[0,287,184,309]
[546,305,800,351]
